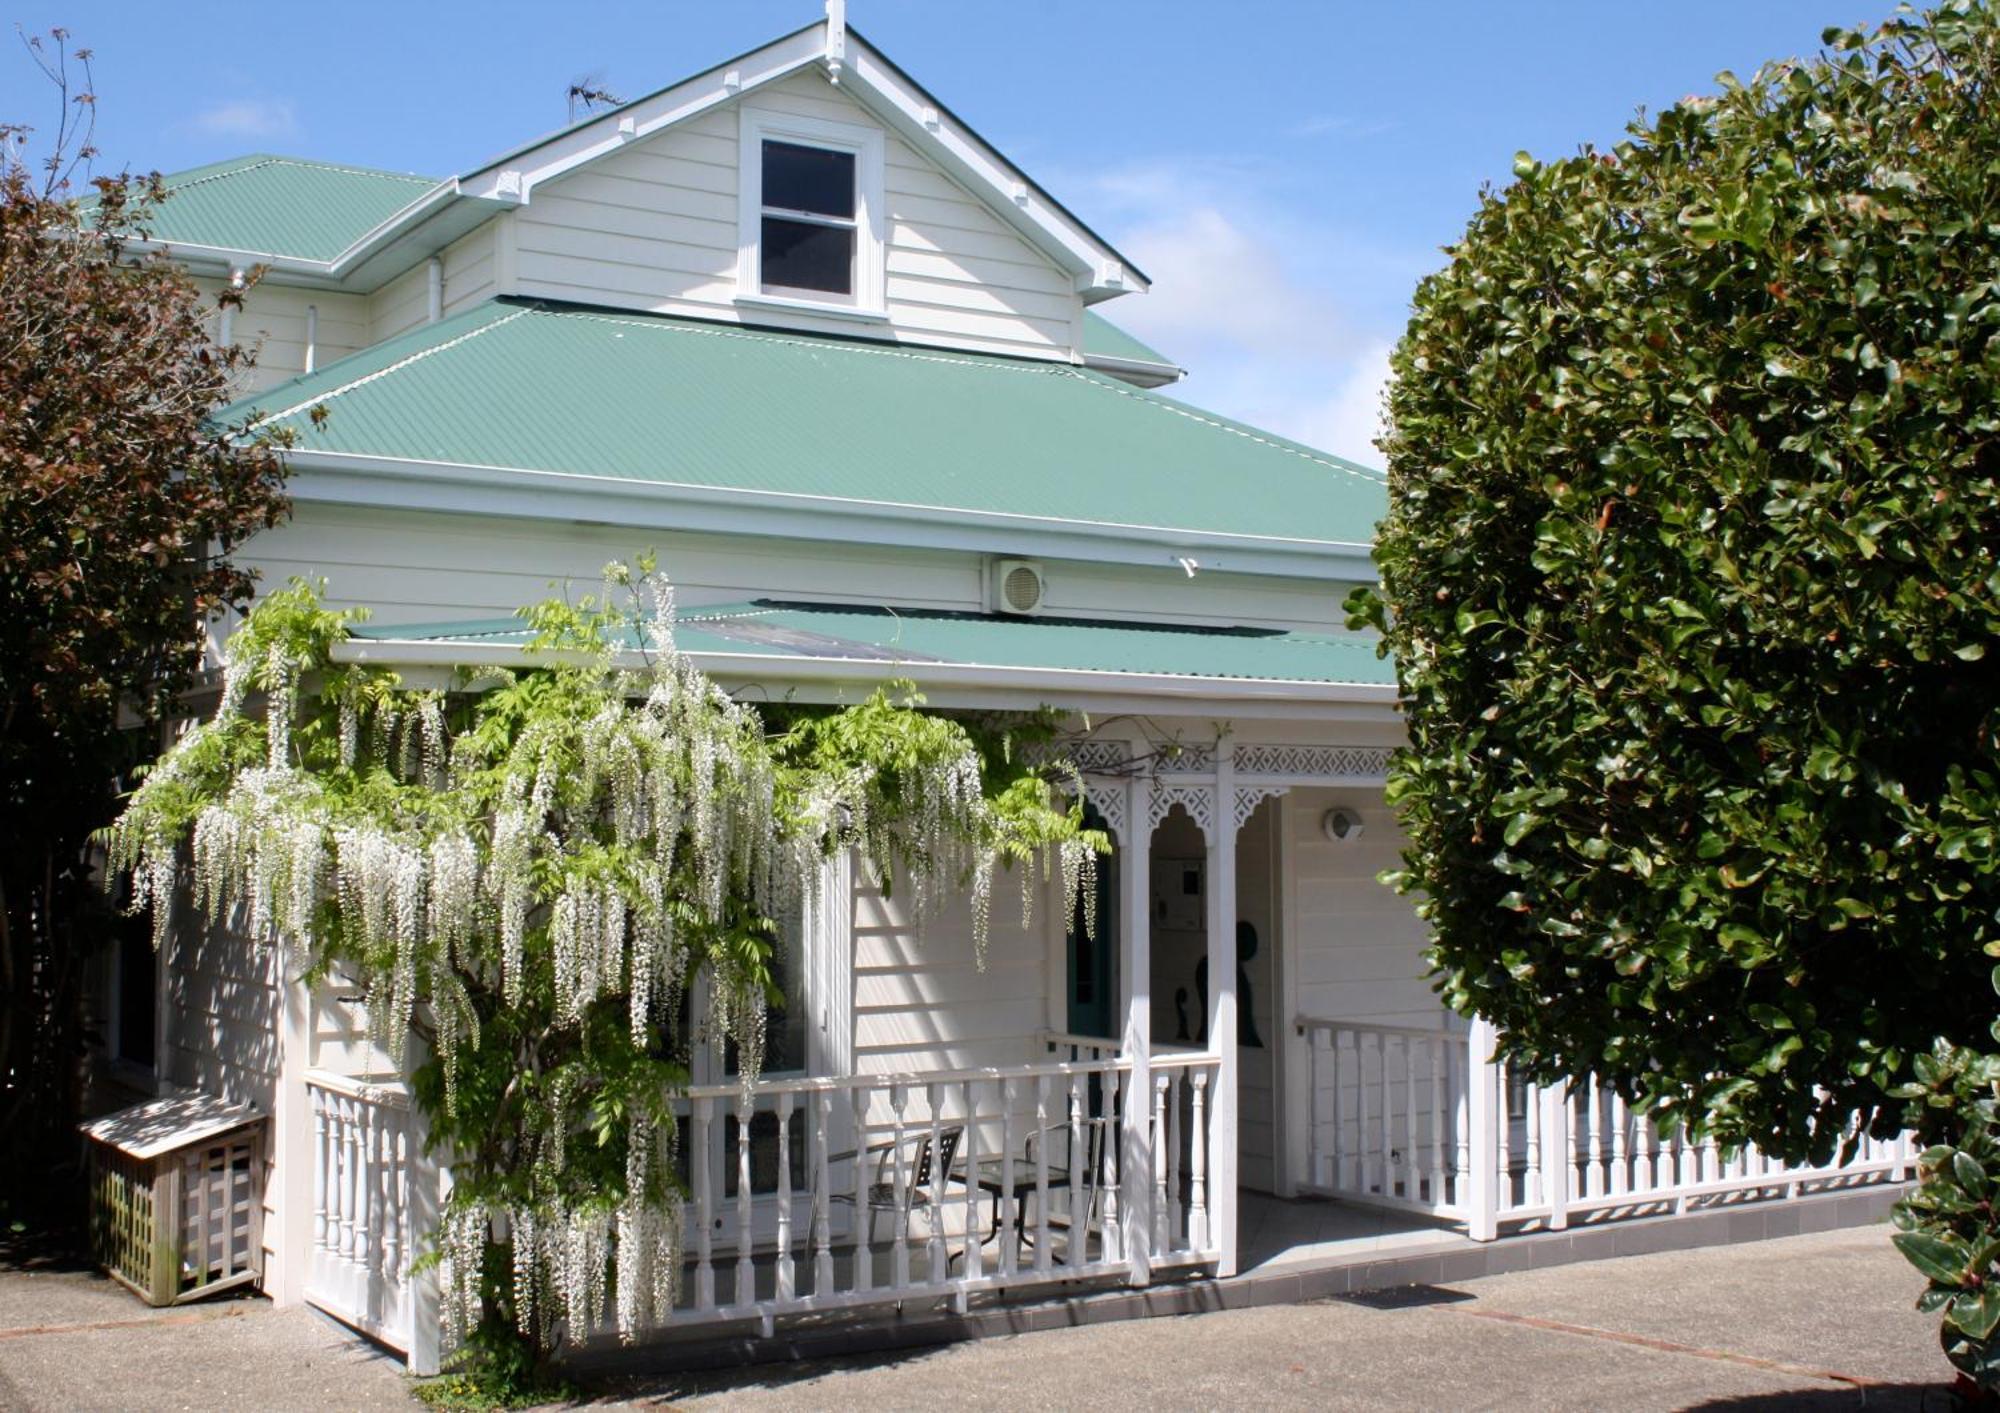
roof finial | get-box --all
[824,0,848,85]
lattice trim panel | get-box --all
[1235,745,1393,781]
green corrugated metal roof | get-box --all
[228,298,1386,546]
[349,600,1394,686]
[124,155,442,262]
[1081,311,1175,370]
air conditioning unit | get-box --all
[990,559,1046,615]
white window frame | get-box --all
[736,106,887,323]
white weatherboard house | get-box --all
[105,5,1912,1371]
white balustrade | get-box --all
[305,1071,419,1353]
[1298,1016,1913,1240]
[648,1047,1220,1333]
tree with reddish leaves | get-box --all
[0,30,289,1222]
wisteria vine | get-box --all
[106,564,1104,1372]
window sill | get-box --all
[734,293,890,325]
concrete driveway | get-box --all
[0,1224,1952,1411]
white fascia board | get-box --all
[838,42,1140,296]
[456,29,824,203]
[282,448,1378,582]
[330,635,1398,711]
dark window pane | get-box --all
[761,217,854,295]
[762,140,854,218]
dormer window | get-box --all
[760,141,855,295]
[738,107,885,320]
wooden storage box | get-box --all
[83,1092,266,1306]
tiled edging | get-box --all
[565,1184,1906,1378]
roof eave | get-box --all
[279,447,1379,583]
[329,635,1398,707]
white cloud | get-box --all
[188,99,298,141]
[1071,167,1422,470]
[1291,341,1396,467]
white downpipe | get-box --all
[303,304,318,374]
[218,265,245,347]
[426,257,443,323]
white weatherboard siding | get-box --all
[367,221,502,344]
[163,910,287,1276]
[195,278,370,394]
[852,868,1051,1078]
[512,71,1083,361]
[1285,787,1437,1029]
[240,504,1362,637]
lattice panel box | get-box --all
[84,1092,266,1306]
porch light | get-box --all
[1321,807,1364,843]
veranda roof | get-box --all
[342,600,1396,694]
[227,298,1385,551]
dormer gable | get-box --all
[458,13,1144,305]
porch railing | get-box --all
[304,1070,421,1352]
[662,1048,1222,1335]
[1298,1016,1914,1240]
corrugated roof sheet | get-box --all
[350,600,1395,687]
[125,155,441,262]
[1081,311,1175,370]
[229,298,1387,546]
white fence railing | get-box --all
[304,1071,426,1356]
[661,1048,1222,1335]
[1299,1016,1914,1240]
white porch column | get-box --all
[1466,1014,1502,1242]
[267,956,315,1306]
[1204,742,1240,1276]
[1120,760,1154,1286]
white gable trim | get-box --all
[455,21,1143,300]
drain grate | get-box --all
[1333,1284,1476,1311]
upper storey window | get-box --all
[738,108,885,319]
[761,141,855,294]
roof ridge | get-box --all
[250,306,531,430]
[164,154,438,197]
[163,155,283,196]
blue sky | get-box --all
[7,0,1863,466]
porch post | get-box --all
[266,957,316,1307]
[1466,1014,1501,1242]
[1121,760,1154,1286]
[1205,741,1240,1276]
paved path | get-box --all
[0,1255,410,1412]
[0,1225,1952,1411]
[601,1226,1948,1411]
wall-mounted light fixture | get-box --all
[1321,807,1364,843]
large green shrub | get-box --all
[1352,0,2000,1386]
[1355,0,2000,1156]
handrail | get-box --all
[304,1068,413,1108]
[1293,1015,1459,1043]
[672,1052,1129,1103]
